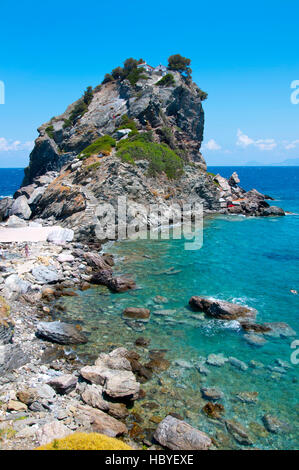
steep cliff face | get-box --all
[23,71,205,185]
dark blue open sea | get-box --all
[1,166,298,449]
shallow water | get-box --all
[57,167,299,449]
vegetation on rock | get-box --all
[45,125,55,139]
[155,73,175,87]
[79,135,116,159]
[63,86,93,129]
[116,134,183,179]
[36,432,132,450]
[168,54,192,79]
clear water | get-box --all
[3,166,298,449]
[0,168,24,198]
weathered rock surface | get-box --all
[122,307,150,321]
[10,196,32,220]
[0,344,29,374]
[5,274,31,294]
[225,419,253,446]
[154,415,212,450]
[90,269,136,292]
[31,265,60,284]
[262,414,288,433]
[74,404,127,437]
[36,321,88,345]
[46,227,74,244]
[201,386,224,401]
[189,297,257,320]
[0,197,13,221]
[36,420,71,446]
[47,374,78,394]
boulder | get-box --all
[31,265,60,284]
[5,215,27,227]
[84,252,113,270]
[225,419,253,446]
[206,353,228,367]
[0,197,13,221]
[104,371,140,400]
[201,387,224,401]
[27,186,45,206]
[228,172,240,186]
[36,420,71,446]
[263,322,296,338]
[10,195,32,220]
[81,384,110,411]
[261,206,285,216]
[153,415,212,450]
[228,357,248,371]
[0,344,29,374]
[244,333,267,346]
[90,269,136,292]
[189,296,257,320]
[36,321,88,345]
[262,414,288,433]
[13,184,37,200]
[5,274,31,294]
[122,307,150,322]
[75,404,127,437]
[7,399,28,412]
[47,227,74,244]
[47,374,78,394]
[57,253,75,263]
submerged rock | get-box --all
[244,333,267,346]
[201,387,224,401]
[225,419,253,446]
[154,415,212,450]
[202,402,225,419]
[122,307,150,321]
[90,269,136,292]
[228,356,248,371]
[236,391,258,403]
[207,353,228,367]
[261,206,285,216]
[262,414,288,433]
[189,297,257,320]
[36,321,88,345]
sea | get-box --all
[1,166,298,450]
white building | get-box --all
[137,62,168,76]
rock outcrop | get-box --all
[189,297,257,320]
[4,61,284,238]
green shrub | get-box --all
[86,161,101,171]
[116,140,183,179]
[63,86,93,129]
[102,73,114,84]
[197,88,208,100]
[45,125,55,139]
[117,114,138,134]
[79,135,116,159]
[155,73,175,87]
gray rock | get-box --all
[261,206,285,217]
[189,297,257,320]
[6,215,27,227]
[0,344,29,374]
[31,265,60,284]
[153,415,212,450]
[36,420,71,446]
[228,356,248,371]
[263,322,296,338]
[262,414,288,433]
[47,374,77,394]
[244,333,267,346]
[36,321,88,345]
[46,227,74,244]
[225,419,253,446]
[201,387,224,400]
[236,391,258,403]
[5,274,31,294]
[0,197,13,221]
[10,195,32,220]
[206,353,228,367]
[74,404,127,437]
[81,384,110,411]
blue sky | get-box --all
[0,0,298,167]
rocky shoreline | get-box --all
[0,228,296,450]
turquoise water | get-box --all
[53,167,298,449]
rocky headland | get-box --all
[0,57,290,450]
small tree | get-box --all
[111,66,124,80]
[123,58,138,73]
[83,86,93,105]
[168,54,192,78]
[102,73,114,84]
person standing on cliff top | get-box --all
[25,244,29,258]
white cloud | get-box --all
[203,139,222,151]
[282,139,299,150]
[236,129,277,151]
[0,137,34,152]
